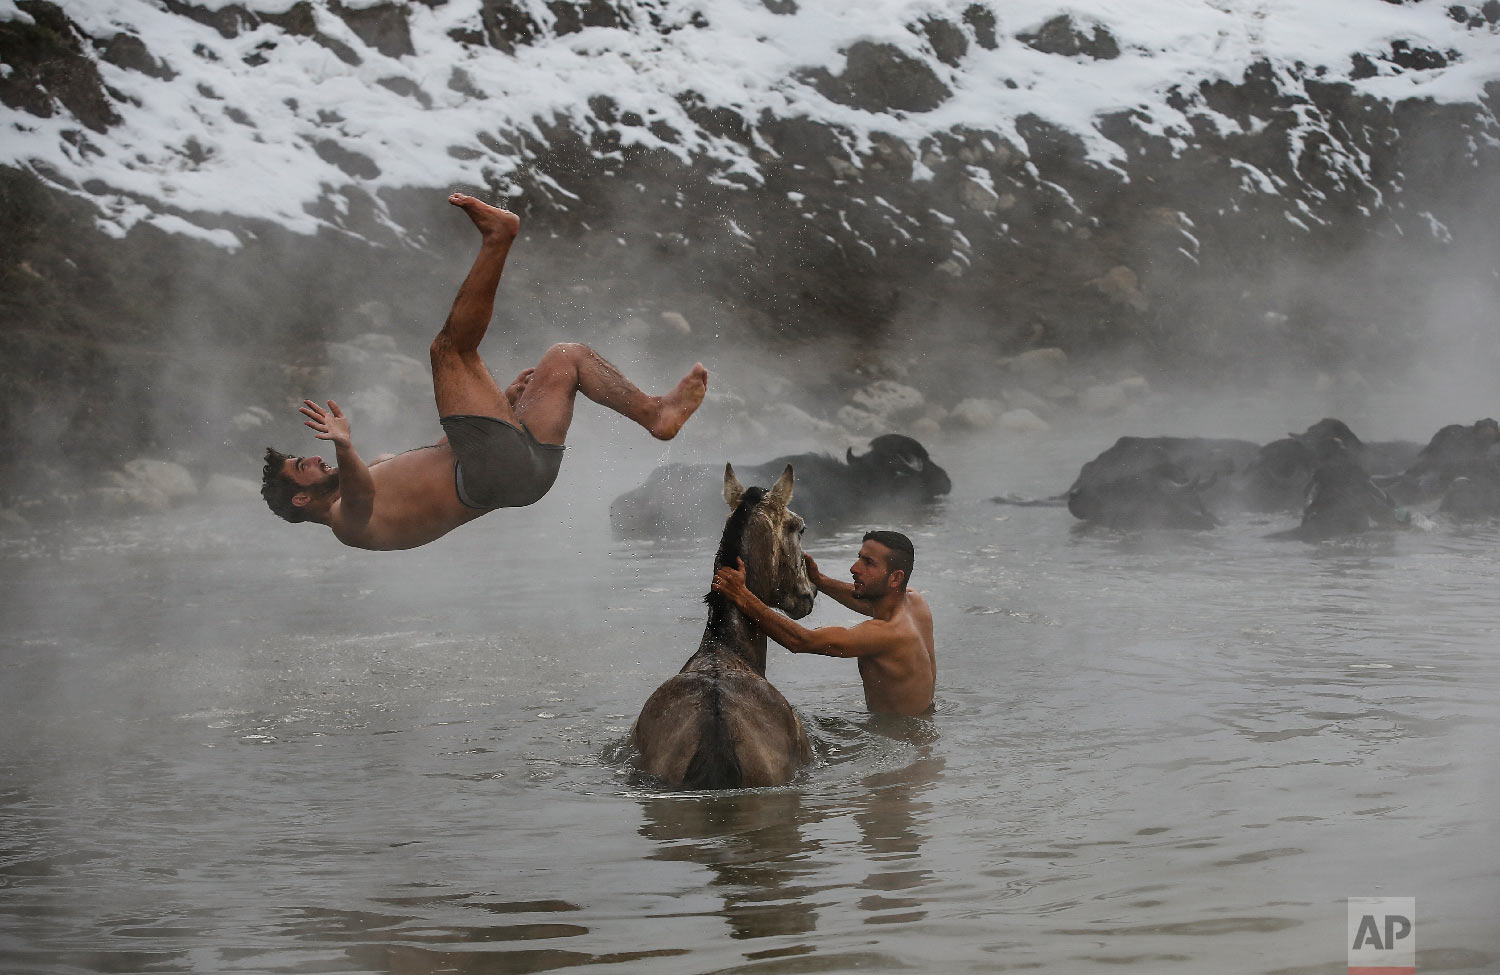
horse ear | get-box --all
[769,464,794,506]
[724,463,746,508]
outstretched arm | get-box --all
[804,553,877,618]
[300,399,375,526]
[712,559,893,658]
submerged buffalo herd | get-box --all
[611,434,953,539]
[1016,417,1500,539]
[610,416,1498,552]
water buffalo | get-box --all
[1227,419,1421,513]
[610,434,951,538]
[1383,418,1500,504]
[1288,440,1410,540]
[1437,455,1500,520]
[1063,436,1258,530]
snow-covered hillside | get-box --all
[1,0,1498,501]
[3,0,1497,245]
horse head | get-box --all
[723,463,816,619]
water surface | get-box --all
[3,424,1497,974]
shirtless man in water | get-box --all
[712,530,936,716]
[260,193,708,550]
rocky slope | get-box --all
[2,0,1498,508]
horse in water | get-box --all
[631,464,818,789]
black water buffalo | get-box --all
[1436,454,1500,520]
[1383,418,1500,504]
[1235,419,1422,513]
[1064,436,1258,530]
[609,434,952,538]
[1287,440,1410,540]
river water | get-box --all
[2,397,1498,974]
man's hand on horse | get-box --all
[712,558,752,605]
[300,399,352,448]
[803,552,820,583]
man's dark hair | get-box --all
[261,447,309,523]
[863,529,914,588]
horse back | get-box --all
[631,658,811,789]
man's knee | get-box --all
[540,341,589,365]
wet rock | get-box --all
[326,334,427,388]
[909,416,942,437]
[851,380,924,421]
[1089,265,1149,313]
[1000,408,1051,434]
[761,402,845,443]
[1043,384,1078,404]
[230,406,272,432]
[949,397,1004,430]
[616,315,655,340]
[1007,348,1068,387]
[1079,382,1128,414]
[959,177,1000,212]
[202,473,259,503]
[1003,388,1053,417]
[837,405,887,436]
[660,311,692,335]
[102,459,197,510]
[347,386,400,428]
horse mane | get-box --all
[704,485,767,633]
[713,486,766,569]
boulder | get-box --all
[851,380,925,420]
[761,402,846,443]
[660,311,692,335]
[1007,348,1068,387]
[1089,265,1149,312]
[949,397,1005,429]
[102,459,197,511]
[1000,408,1051,434]
[230,406,273,432]
[347,386,401,428]
[836,405,887,436]
[1079,382,1129,414]
[202,474,260,504]
[1003,388,1053,417]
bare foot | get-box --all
[650,363,709,440]
[448,192,520,244]
[505,367,535,407]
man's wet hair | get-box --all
[261,447,309,523]
[863,529,914,588]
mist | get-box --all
[4,2,1500,970]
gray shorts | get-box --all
[440,414,565,510]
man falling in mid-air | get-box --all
[260,193,708,550]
